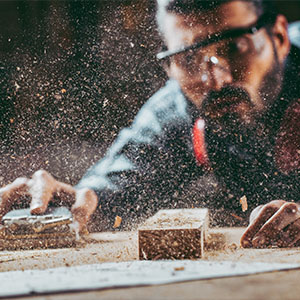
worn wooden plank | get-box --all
[9,269,299,300]
[3,227,300,299]
[3,228,300,274]
[0,232,138,272]
[1,259,299,299]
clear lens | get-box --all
[170,35,255,76]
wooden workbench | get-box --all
[2,228,300,299]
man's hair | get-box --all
[156,0,278,35]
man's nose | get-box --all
[208,56,233,91]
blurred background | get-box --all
[0,0,299,186]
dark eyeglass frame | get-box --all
[157,13,273,61]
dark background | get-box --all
[0,0,299,186]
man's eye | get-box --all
[228,38,250,55]
[174,51,195,68]
[182,51,195,66]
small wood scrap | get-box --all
[204,231,227,251]
[113,216,122,228]
[240,195,248,212]
[174,266,185,271]
[138,208,209,260]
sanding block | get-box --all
[0,207,76,250]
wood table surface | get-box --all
[2,227,300,300]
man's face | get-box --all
[163,1,285,124]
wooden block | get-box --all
[0,232,77,251]
[138,208,209,260]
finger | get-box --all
[29,170,57,214]
[252,202,300,248]
[0,178,29,219]
[292,224,300,247]
[27,170,97,233]
[56,181,76,204]
[70,188,98,233]
[288,218,300,247]
[277,218,300,247]
[240,200,286,248]
[249,205,264,223]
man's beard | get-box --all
[200,61,283,206]
[201,57,283,131]
[258,54,283,110]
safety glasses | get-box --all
[157,13,273,62]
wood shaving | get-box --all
[231,213,243,221]
[174,266,185,271]
[240,195,248,212]
[113,216,122,228]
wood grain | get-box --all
[138,209,209,260]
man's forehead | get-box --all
[165,1,258,35]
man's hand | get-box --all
[241,200,300,248]
[0,170,98,233]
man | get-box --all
[0,0,299,248]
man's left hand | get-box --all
[241,200,300,248]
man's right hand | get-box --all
[241,200,300,248]
[0,170,98,233]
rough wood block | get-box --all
[138,208,209,260]
[0,232,77,251]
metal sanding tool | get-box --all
[0,207,76,251]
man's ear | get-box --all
[271,14,291,63]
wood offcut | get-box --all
[138,208,209,260]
